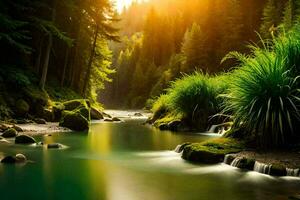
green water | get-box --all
[0,112,299,200]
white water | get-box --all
[208,125,218,133]
[223,154,232,165]
[231,157,242,167]
[174,145,183,153]
[253,161,272,175]
[286,168,300,177]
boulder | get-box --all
[47,143,63,149]
[270,164,287,176]
[53,103,65,121]
[15,154,27,163]
[2,128,17,138]
[1,156,17,164]
[235,157,255,170]
[159,123,169,131]
[13,125,23,132]
[42,108,54,122]
[75,106,90,120]
[168,120,182,131]
[63,99,90,111]
[15,135,36,144]
[15,99,30,116]
[90,107,104,120]
[182,144,225,164]
[34,118,47,124]
[59,111,89,131]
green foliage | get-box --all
[222,31,300,147]
[151,72,230,130]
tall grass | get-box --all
[152,72,229,130]
[223,31,300,147]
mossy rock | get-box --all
[270,164,287,176]
[74,106,90,121]
[15,99,30,116]
[159,123,169,130]
[59,110,89,131]
[181,138,244,164]
[168,120,182,131]
[42,108,54,122]
[15,135,36,144]
[112,117,121,122]
[2,128,17,138]
[90,107,104,120]
[63,99,90,111]
[13,125,23,132]
[236,157,255,170]
[1,156,17,164]
[53,103,65,121]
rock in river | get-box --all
[15,154,27,163]
[90,107,104,120]
[47,143,63,149]
[15,135,36,144]
[34,118,47,124]
[2,128,18,138]
[1,156,17,164]
[59,110,89,131]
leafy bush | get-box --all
[223,33,300,147]
[151,72,229,130]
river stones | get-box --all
[1,156,17,163]
[47,143,63,149]
[15,135,36,144]
[59,110,89,131]
[34,118,47,124]
[15,154,27,163]
[112,117,121,122]
[158,123,169,130]
[1,154,27,164]
[104,118,113,122]
[2,128,17,138]
[270,164,287,176]
[90,107,104,120]
[134,112,143,117]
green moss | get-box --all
[182,138,244,164]
[15,99,30,116]
[2,128,18,138]
[63,99,90,111]
[236,158,256,170]
[59,110,89,131]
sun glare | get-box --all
[113,0,146,13]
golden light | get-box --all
[113,0,147,13]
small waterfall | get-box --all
[230,157,242,167]
[286,168,300,177]
[208,125,218,133]
[253,161,272,175]
[223,155,232,165]
[174,145,183,153]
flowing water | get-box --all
[0,110,299,200]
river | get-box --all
[0,110,299,200]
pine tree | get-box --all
[181,23,206,73]
[283,0,300,30]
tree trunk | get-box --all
[35,36,43,74]
[39,1,56,90]
[82,24,99,97]
[61,48,69,87]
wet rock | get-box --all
[34,118,47,124]
[53,103,65,122]
[63,99,90,111]
[104,119,113,122]
[175,142,191,153]
[112,117,121,122]
[2,128,17,138]
[90,107,104,120]
[13,125,23,132]
[159,123,169,131]
[59,111,89,131]
[15,119,29,124]
[1,156,17,164]
[270,164,287,176]
[15,99,30,116]
[168,120,182,131]
[15,135,36,144]
[42,108,54,122]
[47,143,63,149]
[223,154,236,165]
[235,157,255,170]
[15,154,27,163]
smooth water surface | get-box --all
[0,111,299,200]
